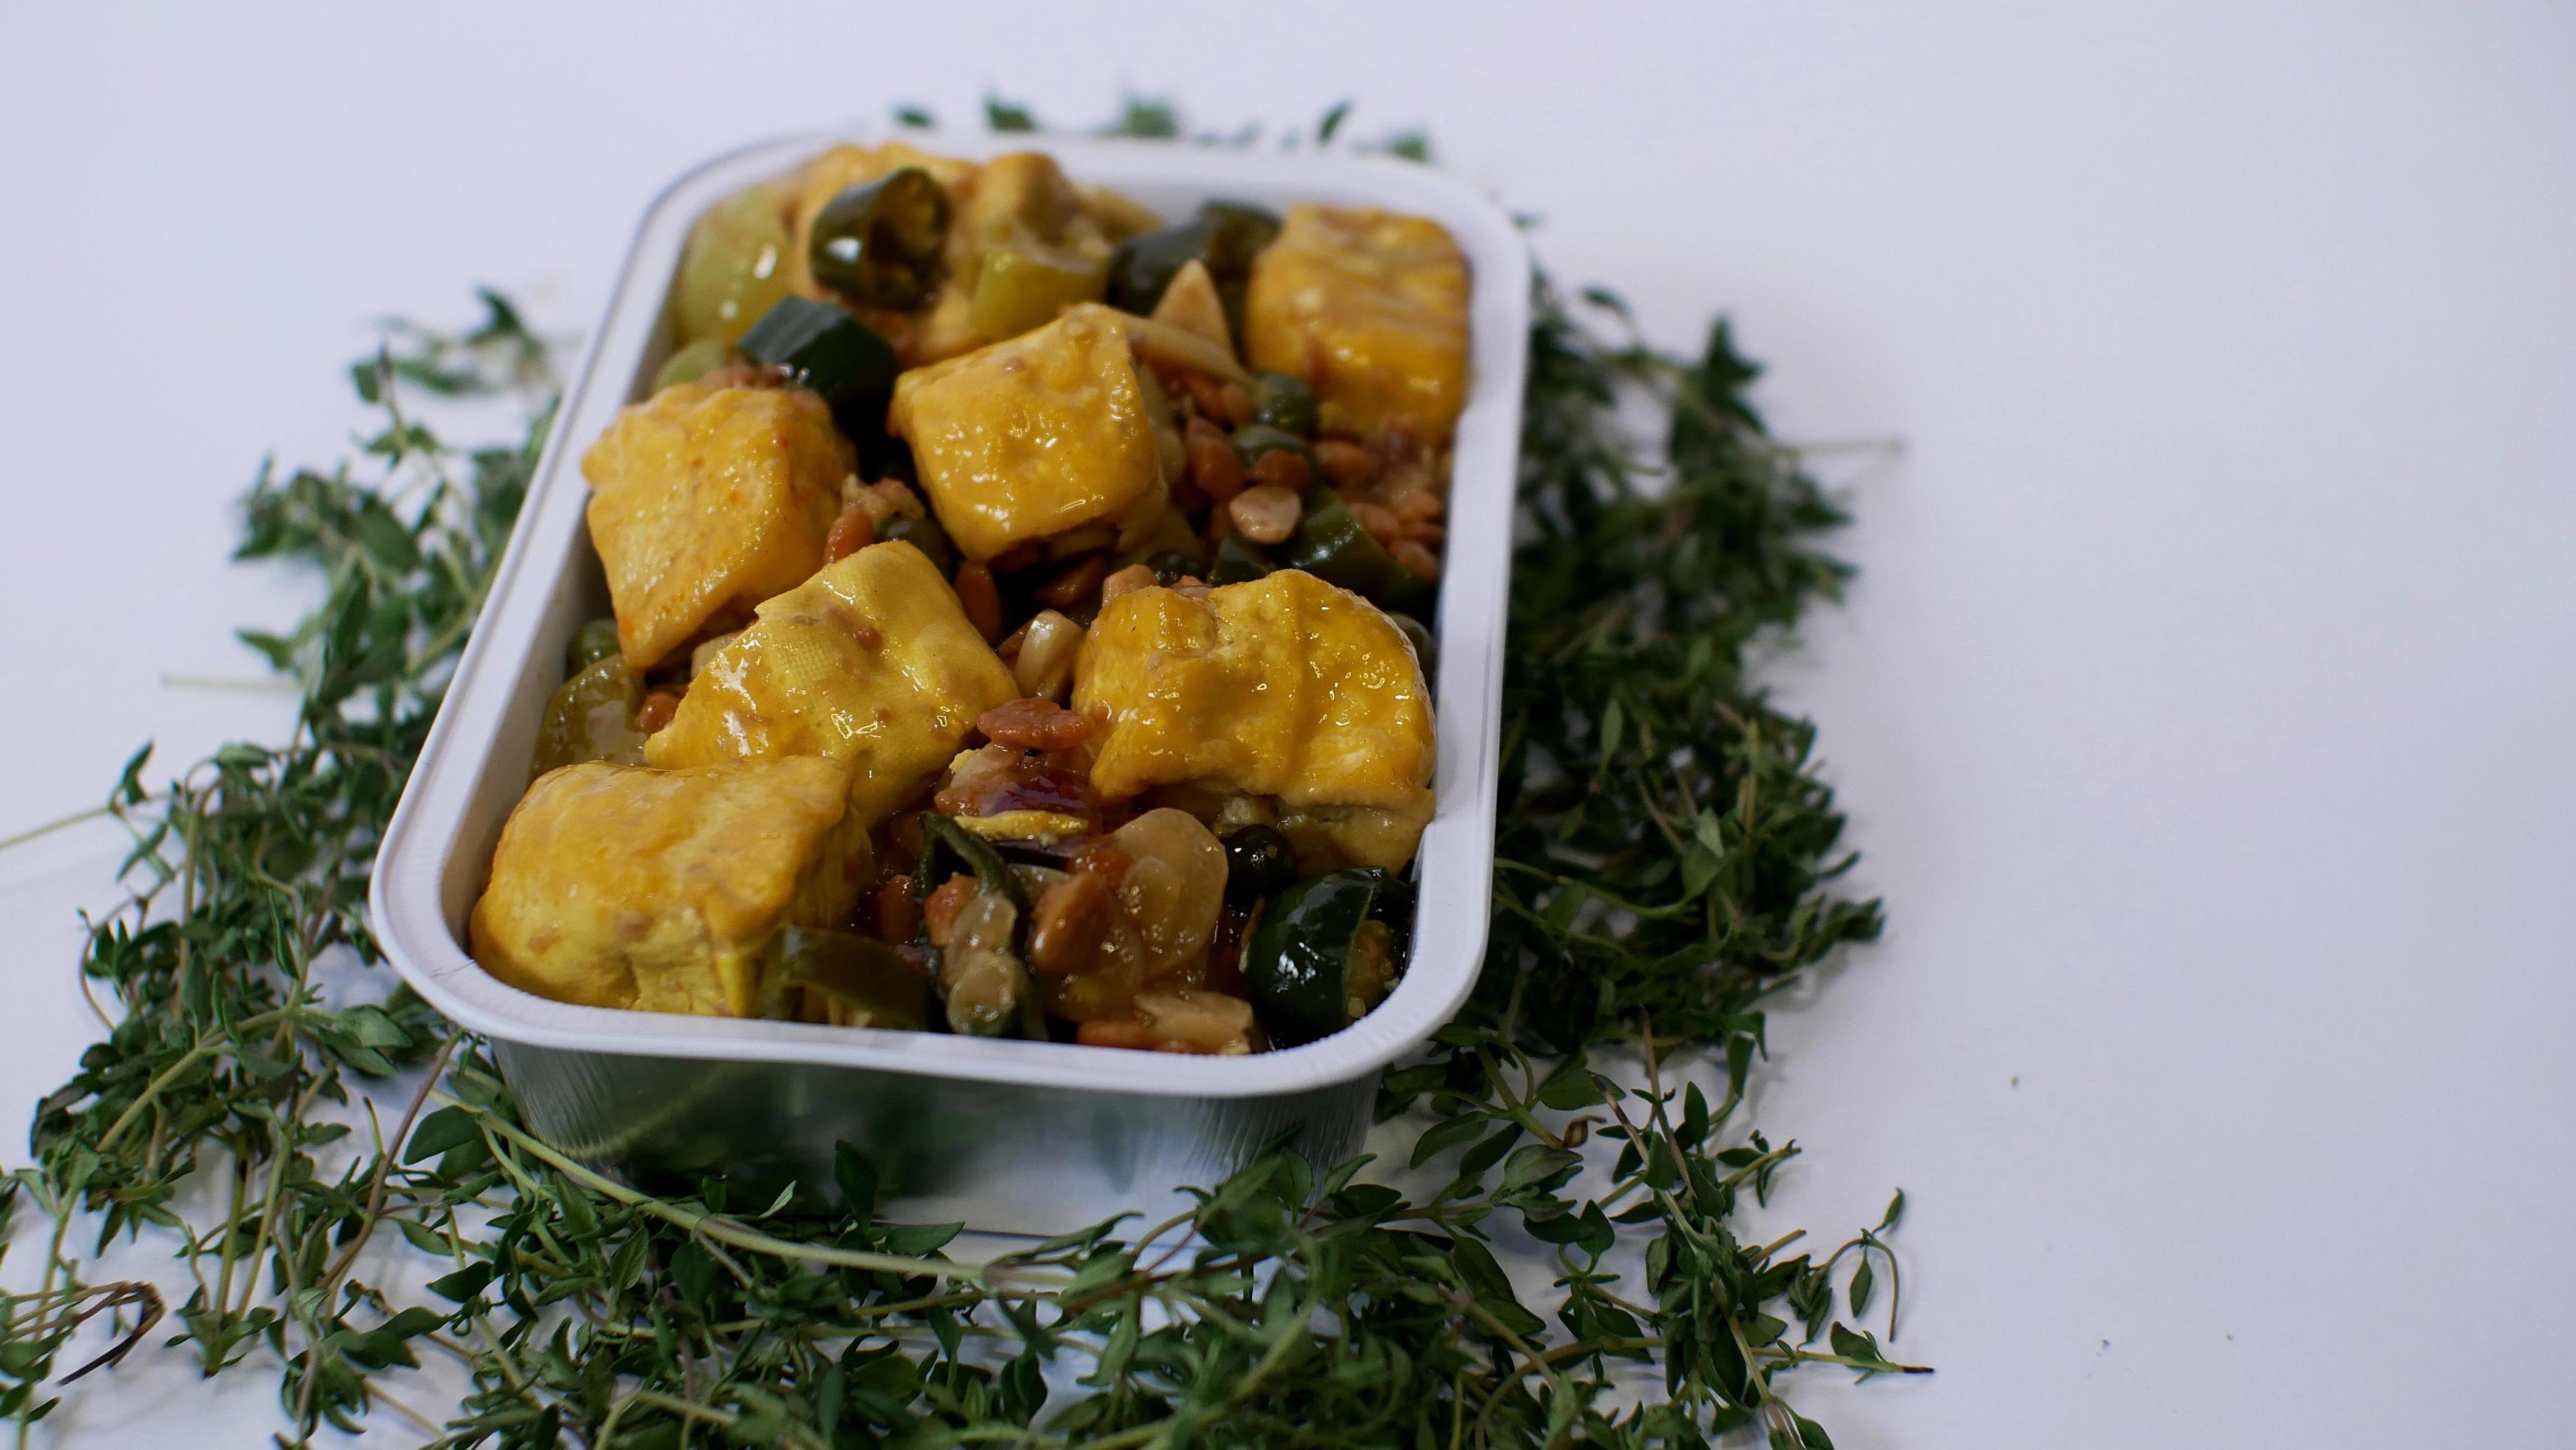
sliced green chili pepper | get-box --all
[758,926,932,1031]
[565,618,622,672]
[1249,371,1318,436]
[915,814,1027,914]
[808,167,950,309]
[1229,424,1319,480]
[1206,533,1273,587]
[1243,867,1413,1045]
[737,296,899,409]
[913,815,1041,1039]
[1104,199,1280,319]
[1200,201,1282,337]
[1282,493,1436,616]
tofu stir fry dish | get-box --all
[469,141,1470,1057]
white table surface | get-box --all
[3,2,2570,1445]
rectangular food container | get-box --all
[369,129,1531,1233]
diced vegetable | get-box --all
[916,814,1041,1037]
[1249,371,1319,436]
[530,655,646,780]
[736,297,899,412]
[1282,492,1436,617]
[807,166,950,309]
[652,336,730,392]
[1241,867,1411,1045]
[969,241,1109,341]
[1228,425,1319,481]
[674,181,795,346]
[1144,549,1203,586]
[760,926,932,1031]
[1221,823,1299,905]
[566,618,622,672]
[1205,534,1272,585]
[1103,199,1279,323]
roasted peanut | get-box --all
[954,562,1003,641]
[1315,438,1379,488]
[1034,553,1112,610]
[1101,562,1157,604]
[1248,448,1311,493]
[635,689,683,732]
[1228,485,1302,545]
[1184,416,1244,501]
[923,873,975,948]
[824,500,876,561]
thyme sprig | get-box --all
[1,116,1907,1450]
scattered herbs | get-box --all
[0,104,1909,1449]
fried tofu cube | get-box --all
[581,378,851,670]
[645,540,1018,824]
[1072,568,1436,869]
[469,756,868,1018]
[1243,204,1470,443]
[887,308,1159,562]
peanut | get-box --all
[1033,553,1112,610]
[955,562,1002,641]
[1101,563,1157,604]
[1315,439,1379,488]
[1185,416,1244,501]
[1228,485,1302,545]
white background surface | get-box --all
[2,2,2571,1445]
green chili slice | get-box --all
[1243,867,1413,1045]
[1281,493,1436,616]
[808,167,950,309]
[737,296,899,408]
[758,927,933,1031]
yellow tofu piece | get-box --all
[1243,203,1471,443]
[469,756,868,1018]
[1072,568,1436,869]
[887,308,1159,562]
[581,378,851,670]
[645,541,1018,825]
